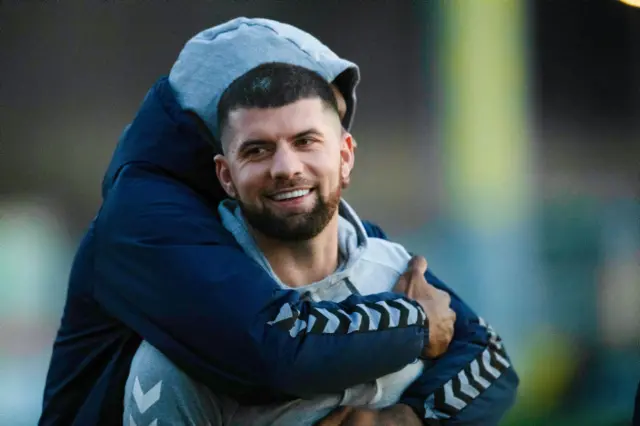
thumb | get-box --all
[407,255,428,275]
[393,275,409,293]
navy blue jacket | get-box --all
[40,78,518,425]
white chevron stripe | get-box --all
[288,318,307,337]
[423,394,450,420]
[356,304,381,331]
[394,298,421,325]
[443,379,467,410]
[270,299,430,337]
[376,301,400,327]
[478,317,504,350]
[478,317,488,328]
[306,313,317,332]
[481,349,501,378]
[423,320,511,419]
[315,308,341,333]
[424,404,450,420]
[347,311,363,333]
[458,370,481,398]
[132,377,162,414]
[489,338,503,351]
[424,405,439,420]
[470,359,491,389]
[366,305,382,330]
[487,330,501,344]
[268,303,294,325]
[494,350,511,368]
[269,299,431,337]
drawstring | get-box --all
[344,277,360,295]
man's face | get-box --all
[215,98,355,241]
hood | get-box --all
[169,17,360,139]
[103,18,361,204]
[102,78,226,203]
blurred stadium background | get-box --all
[1,1,639,425]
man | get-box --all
[124,63,518,426]
[40,18,517,426]
[125,62,460,426]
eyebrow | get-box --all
[292,129,324,140]
[237,129,324,152]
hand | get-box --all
[314,406,376,426]
[315,404,422,426]
[393,256,456,359]
[378,404,423,426]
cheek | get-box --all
[307,153,342,188]
[232,165,268,200]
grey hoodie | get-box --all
[169,17,360,140]
[217,199,425,425]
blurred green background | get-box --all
[1,1,639,425]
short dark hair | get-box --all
[217,62,339,142]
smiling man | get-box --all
[124,62,517,426]
[41,18,518,426]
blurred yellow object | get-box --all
[439,0,532,230]
[508,331,578,415]
[620,0,640,7]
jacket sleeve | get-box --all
[93,164,428,400]
[396,271,519,425]
[362,222,519,425]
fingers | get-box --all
[394,255,431,297]
[315,407,380,426]
[407,255,428,275]
[342,409,378,426]
[315,407,355,426]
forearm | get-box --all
[96,172,429,398]
[398,273,519,425]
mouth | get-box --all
[268,188,314,202]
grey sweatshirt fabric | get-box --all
[218,199,368,294]
[125,200,426,426]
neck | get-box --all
[250,215,341,288]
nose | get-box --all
[270,144,303,180]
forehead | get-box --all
[226,98,336,148]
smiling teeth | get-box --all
[272,189,310,201]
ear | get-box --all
[340,131,355,189]
[214,154,237,198]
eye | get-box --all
[241,143,273,160]
[246,146,267,156]
[295,137,315,147]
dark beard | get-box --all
[239,183,342,242]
